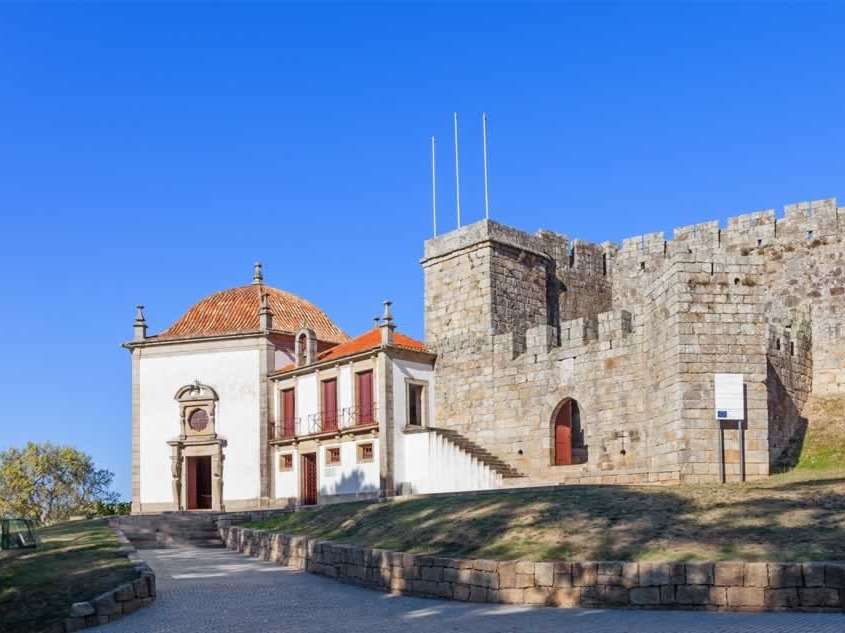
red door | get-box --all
[554,402,572,465]
[356,371,373,425]
[322,379,337,431]
[186,457,198,509]
[301,453,318,505]
[282,388,296,437]
[186,457,212,509]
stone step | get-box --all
[118,515,224,549]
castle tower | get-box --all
[421,220,568,463]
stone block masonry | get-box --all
[420,197,845,485]
[223,527,845,613]
[41,522,157,633]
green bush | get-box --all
[93,501,131,517]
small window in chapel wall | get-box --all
[326,447,341,465]
[279,454,294,471]
[408,384,424,426]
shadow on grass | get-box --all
[0,519,137,633]
[246,474,845,563]
[765,475,845,491]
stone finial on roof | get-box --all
[259,292,273,331]
[252,262,264,285]
[133,305,147,342]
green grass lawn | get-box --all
[795,397,845,471]
[0,519,138,633]
[245,469,845,563]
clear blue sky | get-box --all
[1,3,843,499]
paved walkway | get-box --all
[101,546,843,633]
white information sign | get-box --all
[714,373,744,420]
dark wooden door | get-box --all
[554,402,572,465]
[322,379,338,431]
[196,456,212,509]
[356,371,373,425]
[301,453,318,505]
[187,457,212,509]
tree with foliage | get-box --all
[0,442,119,525]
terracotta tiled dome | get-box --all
[157,284,348,343]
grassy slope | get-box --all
[796,396,845,471]
[245,469,845,563]
[0,519,137,633]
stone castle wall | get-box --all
[422,197,845,484]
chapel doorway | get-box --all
[186,456,212,510]
[300,453,318,506]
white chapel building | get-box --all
[125,264,499,514]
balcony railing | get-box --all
[275,403,377,440]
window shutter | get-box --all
[283,389,296,437]
[356,371,373,424]
[322,379,338,431]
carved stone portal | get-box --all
[169,382,226,511]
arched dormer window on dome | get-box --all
[295,327,317,367]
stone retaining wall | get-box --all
[222,526,845,613]
[46,522,157,632]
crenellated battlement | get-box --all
[488,308,635,360]
[559,309,634,347]
[611,197,841,264]
[423,198,841,288]
[589,197,839,262]
[619,231,666,255]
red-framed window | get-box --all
[326,446,341,465]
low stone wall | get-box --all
[212,508,292,530]
[49,523,157,632]
[222,526,845,613]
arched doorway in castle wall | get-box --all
[552,398,588,466]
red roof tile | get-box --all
[273,327,430,374]
[154,284,348,344]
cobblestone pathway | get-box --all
[100,547,843,633]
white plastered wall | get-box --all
[138,340,262,505]
[273,348,295,371]
[392,358,435,484]
[393,357,500,494]
[274,439,380,500]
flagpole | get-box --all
[453,112,461,228]
[431,136,437,237]
[482,112,490,220]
